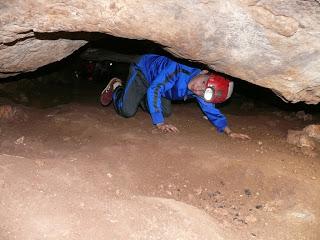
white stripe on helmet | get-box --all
[227,81,234,99]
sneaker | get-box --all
[100,78,122,106]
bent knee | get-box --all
[120,108,137,118]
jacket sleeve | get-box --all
[146,62,177,125]
[196,96,227,132]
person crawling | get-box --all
[100,54,250,140]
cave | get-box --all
[1,1,320,240]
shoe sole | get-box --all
[100,78,121,106]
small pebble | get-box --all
[245,214,257,223]
[107,173,113,178]
[244,189,252,196]
[15,136,25,145]
[194,187,203,195]
[166,191,172,196]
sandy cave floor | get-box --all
[0,87,319,240]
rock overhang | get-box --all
[0,0,319,103]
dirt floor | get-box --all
[0,82,319,240]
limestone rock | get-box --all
[0,0,320,103]
[0,105,16,120]
[301,147,318,158]
[303,124,320,141]
[0,38,86,78]
[287,130,316,150]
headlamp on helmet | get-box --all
[203,74,234,103]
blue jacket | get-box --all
[136,54,227,132]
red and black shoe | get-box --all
[100,78,122,106]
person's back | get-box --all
[137,54,174,82]
[137,54,199,84]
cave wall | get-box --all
[0,0,319,103]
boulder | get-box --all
[287,130,316,150]
[303,124,320,141]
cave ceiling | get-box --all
[0,0,319,103]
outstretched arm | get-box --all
[223,126,250,140]
[197,97,250,140]
[147,62,179,133]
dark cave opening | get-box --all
[0,34,319,118]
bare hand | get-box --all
[229,132,251,140]
[156,123,179,133]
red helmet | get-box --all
[203,73,234,103]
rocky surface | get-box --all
[1,98,319,240]
[0,153,229,240]
[0,0,320,103]
[287,124,320,157]
[287,130,316,150]
[304,124,320,141]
